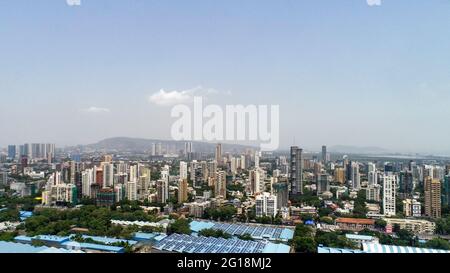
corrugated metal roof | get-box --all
[80,235,137,245]
[262,243,291,254]
[62,241,124,253]
[0,241,81,253]
[363,243,450,254]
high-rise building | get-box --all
[254,153,260,168]
[178,179,189,203]
[250,169,263,195]
[273,180,289,210]
[368,162,378,186]
[366,184,381,202]
[321,145,327,164]
[443,175,450,207]
[0,172,7,186]
[81,169,94,198]
[290,146,303,195]
[255,192,277,218]
[399,170,414,196]
[424,177,441,219]
[383,173,398,216]
[157,179,169,204]
[102,155,113,163]
[334,167,345,184]
[7,145,16,160]
[102,163,114,188]
[156,143,162,156]
[180,161,188,180]
[151,143,156,156]
[215,143,222,166]
[403,199,421,217]
[127,181,137,201]
[96,188,116,207]
[350,162,361,190]
[240,155,246,170]
[214,171,227,198]
[184,142,193,157]
[316,173,329,195]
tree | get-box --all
[424,238,450,250]
[294,224,314,237]
[375,219,387,229]
[315,230,356,249]
[238,233,254,241]
[169,218,191,235]
[293,237,316,253]
[199,229,231,239]
[0,231,18,242]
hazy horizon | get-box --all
[1,0,450,155]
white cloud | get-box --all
[148,86,226,106]
[81,107,111,113]
[66,0,81,6]
[367,0,382,6]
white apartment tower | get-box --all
[383,173,398,216]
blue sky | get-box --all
[1,0,450,154]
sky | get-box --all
[1,0,450,154]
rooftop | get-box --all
[78,235,138,246]
[336,218,375,225]
[0,241,82,254]
[363,243,450,254]
[190,220,295,242]
[345,234,377,241]
[153,233,291,254]
[62,241,124,253]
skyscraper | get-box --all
[425,177,441,219]
[184,142,193,157]
[102,163,114,188]
[321,145,327,164]
[214,171,226,198]
[127,181,137,201]
[215,143,222,166]
[81,169,94,198]
[0,172,7,186]
[180,161,188,180]
[151,143,156,156]
[316,173,329,195]
[290,146,303,195]
[368,162,378,186]
[443,175,450,207]
[350,162,361,190]
[178,179,188,203]
[250,169,263,195]
[7,145,16,160]
[273,180,289,210]
[383,173,398,216]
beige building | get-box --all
[384,218,436,235]
[424,177,441,218]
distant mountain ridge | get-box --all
[328,145,389,155]
[82,137,257,153]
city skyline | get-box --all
[1,0,450,154]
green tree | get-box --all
[424,238,450,250]
[293,237,317,253]
[169,218,191,235]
